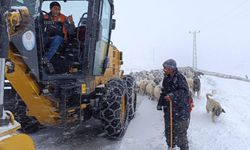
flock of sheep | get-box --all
[130,67,202,101]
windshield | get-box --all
[93,0,112,75]
[99,0,112,42]
[42,1,88,24]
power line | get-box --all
[201,0,250,30]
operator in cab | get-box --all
[43,1,75,65]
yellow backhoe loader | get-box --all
[1,0,137,144]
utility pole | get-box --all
[189,30,200,70]
[152,47,155,68]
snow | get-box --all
[31,75,250,150]
[119,97,166,150]
[188,76,250,150]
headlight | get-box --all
[22,30,35,51]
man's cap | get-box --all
[50,1,61,9]
[163,59,177,69]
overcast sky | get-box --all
[111,0,250,76]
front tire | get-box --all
[100,78,129,139]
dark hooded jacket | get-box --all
[158,68,190,122]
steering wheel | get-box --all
[41,10,49,17]
[39,10,50,24]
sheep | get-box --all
[192,75,201,98]
[185,69,194,78]
[186,78,193,90]
[138,79,149,95]
[153,85,161,101]
[145,81,156,100]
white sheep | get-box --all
[186,70,194,78]
[145,81,156,99]
[153,85,161,101]
[138,79,149,95]
[186,78,193,91]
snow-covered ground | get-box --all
[31,75,250,150]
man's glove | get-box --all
[157,105,162,111]
[165,93,174,102]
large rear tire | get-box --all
[123,75,137,121]
[100,78,129,139]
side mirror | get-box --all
[111,19,116,30]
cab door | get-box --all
[92,0,113,75]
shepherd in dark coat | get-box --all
[157,59,190,150]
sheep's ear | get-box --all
[222,109,226,113]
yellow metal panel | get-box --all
[0,134,35,150]
[5,49,59,125]
[95,44,123,86]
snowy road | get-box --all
[31,95,147,150]
[31,76,250,150]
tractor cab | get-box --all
[8,0,115,82]
[39,1,89,75]
[37,0,116,79]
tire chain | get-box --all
[100,78,129,139]
[123,75,137,120]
